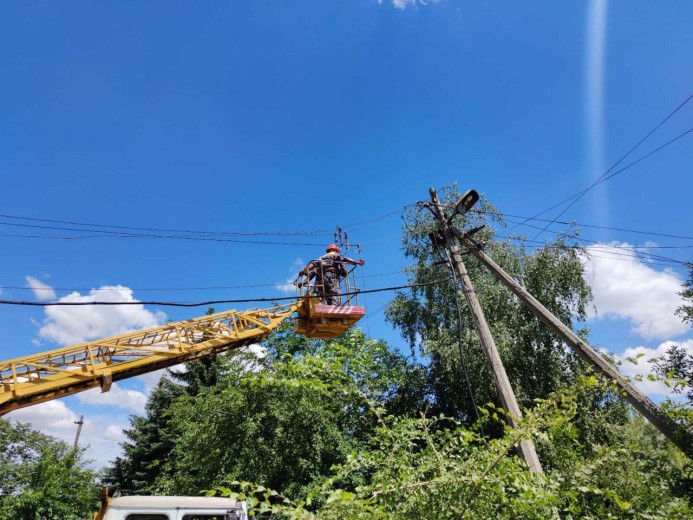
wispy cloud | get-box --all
[276,259,305,294]
[381,0,440,10]
[25,276,56,300]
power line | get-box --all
[496,232,686,267]
[512,92,693,234]
[511,220,686,264]
[496,220,687,266]
[0,279,450,307]
[0,213,333,237]
[471,208,693,242]
[0,221,332,246]
[531,126,693,240]
[401,207,484,426]
[346,207,410,230]
[0,270,409,293]
[0,205,412,242]
[593,127,693,187]
[508,242,685,268]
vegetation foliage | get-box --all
[0,420,97,519]
[3,190,691,518]
[99,188,691,518]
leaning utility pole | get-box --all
[73,415,84,450]
[450,225,693,458]
[428,188,543,473]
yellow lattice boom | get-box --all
[0,302,303,416]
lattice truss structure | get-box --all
[0,302,301,415]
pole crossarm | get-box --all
[0,302,302,416]
[451,227,693,457]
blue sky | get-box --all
[1,0,692,468]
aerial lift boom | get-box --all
[0,291,365,416]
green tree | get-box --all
[158,328,428,499]
[169,308,231,396]
[0,419,98,519]
[103,377,184,495]
[104,308,252,495]
[650,265,693,447]
[676,261,693,326]
[209,377,692,519]
[386,185,592,424]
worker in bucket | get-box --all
[298,244,365,305]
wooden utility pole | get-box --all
[451,226,693,458]
[428,189,543,473]
[73,415,84,450]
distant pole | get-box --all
[73,415,84,450]
[428,188,543,473]
[451,225,693,458]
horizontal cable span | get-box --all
[0,280,450,307]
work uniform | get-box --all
[300,252,352,306]
[317,253,348,305]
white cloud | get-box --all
[7,399,78,433]
[583,243,689,340]
[103,424,126,442]
[76,383,147,414]
[612,339,693,399]
[5,400,130,468]
[244,343,267,359]
[275,279,296,293]
[381,0,440,10]
[135,367,183,394]
[276,259,305,294]
[25,276,56,300]
[37,285,167,346]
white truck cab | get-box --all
[95,495,249,520]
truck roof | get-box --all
[108,496,245,509]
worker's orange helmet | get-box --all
[326,243,340,253]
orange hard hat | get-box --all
[326,244,340,253]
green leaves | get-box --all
[387,184,594,424]
[0,419,98,519]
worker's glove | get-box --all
[357,260,365,266]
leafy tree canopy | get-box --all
[155,327,427,499]
[386,184,592,422]
[0,419,98,520]
[676,262,693,326]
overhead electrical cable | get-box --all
[531,125,693,240]
[495,242,683,268]
[496,229,686,266]
[345,207,410,230]
[509,92,693,234]
[0,213,333,237]
[0,221,327,246]
[0,270,409,293]
[498,218,688,265]
[470,208,693,242]
[530,129,693,240]
[402,206,483,427]
[0,279,451,307]
[0,205,413,241]
[495,233,686,267]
